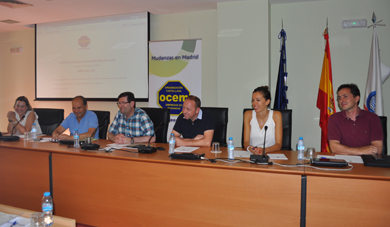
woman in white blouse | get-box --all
[243,86,283,154]
[7,96,42,135]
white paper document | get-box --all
[106,143,132,149]
[234,150,251,158]
[174,147,199,153]
[0,212,30,227]
[335,155,363,164]
[268,153,288,160]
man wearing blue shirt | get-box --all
[52,96,99,140]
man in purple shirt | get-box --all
[328,84,383,155]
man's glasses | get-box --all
[117,102,129,106]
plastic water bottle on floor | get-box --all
[42,192,54,226]
[74,129,80,148]
[228,137,235,160]
[297,137,305,160]
[169,133,175,154]
[31,123,37,140]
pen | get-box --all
[10,221,17,227]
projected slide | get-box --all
[36,12,149,100]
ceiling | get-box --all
[0,0,324,33]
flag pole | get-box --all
[364,12,385,116]
[317,19,336,152]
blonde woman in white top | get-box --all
[243,86,283,154]
[7,96,42,135]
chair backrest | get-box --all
[90,110,110,140]
[379,116,387,155]
[241,109,292,150]
[33,108,64,135]
[200,107,228,147]
[140,108,170,143]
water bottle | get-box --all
[31,123,37,140]
[297,137,305,160]
[227,137,235,160]
[42,192,54,226]
[169,133,175,154]
[73,129,80,148]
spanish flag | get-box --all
[316,28,336,153]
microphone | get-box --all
[2,115,26,141]
[250,125,270,164]
[138,122,163,154]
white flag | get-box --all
[364,26,383,116]
[381,62,390,84]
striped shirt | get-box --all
[108,108,154,138]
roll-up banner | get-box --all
[149,39,202,141]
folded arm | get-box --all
[108,132,155,144]
[173,129,214,147]
[329,140,382,155]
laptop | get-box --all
[361,155,390,168]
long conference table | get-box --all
[0,139,389,227]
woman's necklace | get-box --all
[257,110,269,126]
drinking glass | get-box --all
[24,132,31,141]
[30,212,44,227]
[211,142,221,153]
[306,148,316,159]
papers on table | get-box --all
[106,143,133,150]
[234,150,251,158]
[335,155,363,164]
[38,138,52,142]
[268,153,288,160]
[174,147,199,153]
[0,212,30,227]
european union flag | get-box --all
[273,29,288,109]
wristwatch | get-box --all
[131,137,134,144]
[8,119,12,122]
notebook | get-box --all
[361,155,390,168]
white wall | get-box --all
[217,0,270,144]
[270,0,390,151]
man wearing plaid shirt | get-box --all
[108,92,154,144]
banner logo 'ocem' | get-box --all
[78,36,90,48]
[158,81,190,115]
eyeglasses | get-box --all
[117,102,129,106]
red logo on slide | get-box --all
[78,36,90,47]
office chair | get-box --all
[379,116,387,155]
[33,108,64,135]
[201,107,229,147]
[91,110,110,140]
[141,108,170,143]
[241,109,292,150]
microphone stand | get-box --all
[138,122,163,154]
[2,115,26,141]
[250,126,270,163]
